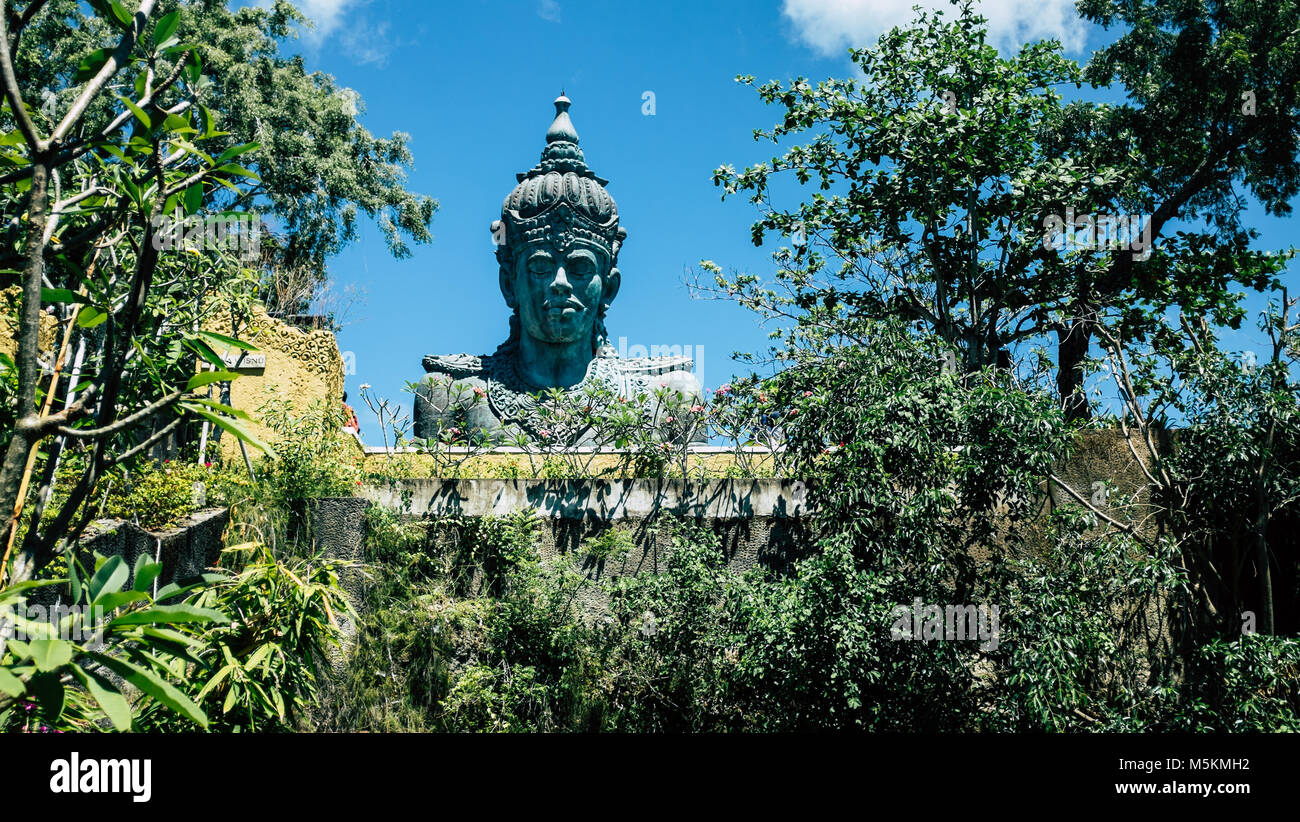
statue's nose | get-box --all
[550,265,573,294]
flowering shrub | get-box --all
[257,395,363,501]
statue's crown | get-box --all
[495,95,626,263]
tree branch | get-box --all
[0,0,42,151]
[57,388,187,440]
[50,0,158,146]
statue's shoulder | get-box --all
[421,353,487,379]
[613,354,701,398]
[614,353,696,377]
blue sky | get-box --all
[275,0,1297,440]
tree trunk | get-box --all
[0,159,50,567]
[1056,316,1093,422]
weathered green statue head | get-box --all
[491,95,627,357]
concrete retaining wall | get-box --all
[364,477,810,520]
[27,507,230,607]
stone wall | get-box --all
[363,478,813,614]
[28,508,230,607]
[0,285,59,361]
[304,497,371,669]
[203,303,346,462]
[359,429,1161,607]
[1,293,347,464]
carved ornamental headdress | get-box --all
[493,95,626,266]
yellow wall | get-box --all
[1,285,60,362]
[203,303,345,462]
[360,449,777,479]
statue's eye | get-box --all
[527,257,552,276]
[568,257,595,278]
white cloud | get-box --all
[252,0,395,66]
[538,0,562,23]
[338,20,393,67]
[297,0,356,39]
[781,0,1088,57]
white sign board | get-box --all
[220,352,266,370]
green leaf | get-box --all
[67,553,81,604]
[154,572,226,602]
[185,50,202,86]
[215,163,259,181]
[41,287,81,304]
[199,103,215,138]
[186,370,240,390]
[195,662,233,700]
[96,142,129,162]
[196,330,258,352]
[168,139,211,166]
[216,142,259,164]
[85,651,207,728]
[115,95,151,130]
[108,604,229,628]
[186,408,275,457]
[161,113,195,134]
[183,182,203,215]
[185,337,225,368]
[0,666,25,698]
[182,397,250,420]
[26,639,74,673]
[86,555,128,604]
[153,10,180,45]
[138,626,204,660]
[245,643,274,671]
[107,0,133,28]
[120,172,142,207]
[93,590,148,612]
[0,579,62,608]
[74,48,113,83]
[132,554,164,593]
[77,305,108,328]
[70,664,132,731]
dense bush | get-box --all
[136,542,353,732]
[319,315,1298,733]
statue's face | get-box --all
[506,243,616,345]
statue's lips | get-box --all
[543,302,584,316]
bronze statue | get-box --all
[413,95,701,444]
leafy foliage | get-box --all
[135,541,352,732]
[1,551,229,731]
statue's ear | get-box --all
[603,267,621,308]
[499,264,516,308]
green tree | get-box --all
[1050,0,1300,418]
[712,0,1298,419]
[0,0,435,586]
[5,0,436,313]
